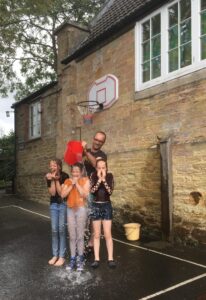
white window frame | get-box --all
[29,101,41,139]
[135,0,206,91]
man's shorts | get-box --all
[90,201,113,221]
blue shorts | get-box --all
[90,202,113,221]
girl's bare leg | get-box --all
[93,220,102,261]
[102,220,113,261]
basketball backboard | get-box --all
[88,74,119,109]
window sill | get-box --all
[27,136,42,143]
[134,68,206,101]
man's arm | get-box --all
[82,141,107,168]
[82,141,97,168]
[84,150,98,168]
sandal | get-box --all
[108,260,116,268]
[91,260,100,269]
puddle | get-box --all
[55,269,94,285]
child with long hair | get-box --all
[45,158,69,266]
[89,158,116,268]
[61,162,89,271]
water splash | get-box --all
[56,269,94,286]
[46,266,102,299]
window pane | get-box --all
[201,0,206,10]
[169,49,178,72]
[180,0,191,21]
[152,35,161,57]
[201,11,206,35]
[142,20,150,41]
[142,62,150,82]
[152,14,160,36]
[37,123,41,135]
[152,57,161,79]
[180,42,191,67]
[29,102,41,138]
[169,3,178,27]
[142,41,150,62]
[169,25,178,50]
[180,19,191,45]
[201,36,206,59]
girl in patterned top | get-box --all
[89,158,116,268]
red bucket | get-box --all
[64,140,83,165]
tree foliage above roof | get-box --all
[0,0,106,100]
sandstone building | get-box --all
[13,0,206,245]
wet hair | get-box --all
[71,162,84,172]
[190,191,202,205]
[96,158,108,169]
[50,158,62,170]
[94,131,106,142]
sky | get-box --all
[0,95,15,136]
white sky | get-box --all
[0,95,15,136]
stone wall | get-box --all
[14,21,206,244]
[58,28,206,244]
[15,85,59,203]
[173,142,206,245]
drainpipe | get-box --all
[159,136,173,242]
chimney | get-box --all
[54,21,89,75]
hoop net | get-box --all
[77,101,100,124]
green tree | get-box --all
[0,131,15,189]
[0,0,106,100]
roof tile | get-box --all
[62,0,168,64]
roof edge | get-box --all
[90,0,115,26]
[12,81,58,108]
[54,20,90,35]
[61,0,166,65]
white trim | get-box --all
[3,205,206,270]
[113,238,206,269]
[0,205,14,209]
[192,0,200,63]
[135,22,141,91]
[135,0,206,92]
[139,273,206,300]
[2,204,206,300]
[161,5,168,79]
[29,101,41,140]
[13,205,50,219]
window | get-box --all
[142,14,161,82]
[29,101,41,139]
[135,0,206,91]
[168,0,191,71]
[201,0,206,59]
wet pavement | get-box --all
[1,191,206,300]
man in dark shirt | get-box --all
[81,131,107,253]
[82,131,107,177]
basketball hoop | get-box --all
[77,101,103,124]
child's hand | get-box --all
[72,178,77,185]
[102,170,106,180]
[54,172,60,181]
[45,173,53,180]
[97,170,102,179]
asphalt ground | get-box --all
[0,192,206,300]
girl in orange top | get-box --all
[61,162,89,271]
